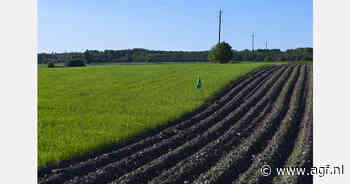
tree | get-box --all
[208,42,233,63]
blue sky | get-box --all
[38,0,312,53]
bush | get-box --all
[65,59,86,67]
[47,62,55,68]
[208,41,233,63]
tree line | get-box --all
[38,47,312,64]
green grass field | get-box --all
[38,62,280,168]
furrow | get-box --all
[296,64,313,184]
[38,66,278,184]
[297,111,313,184]
[272,63,313,184]
[147,65,296,184]
[192,64,301,184]
[114,100,270,184]
[233,64,306,184]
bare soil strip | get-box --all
[38,64,313,184]
[191,64,301,184]
[232,64,306,184]
[272,64,313,184]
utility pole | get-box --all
[265,40,268,49]
[251,32,255,52]
[218,9,222,44]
